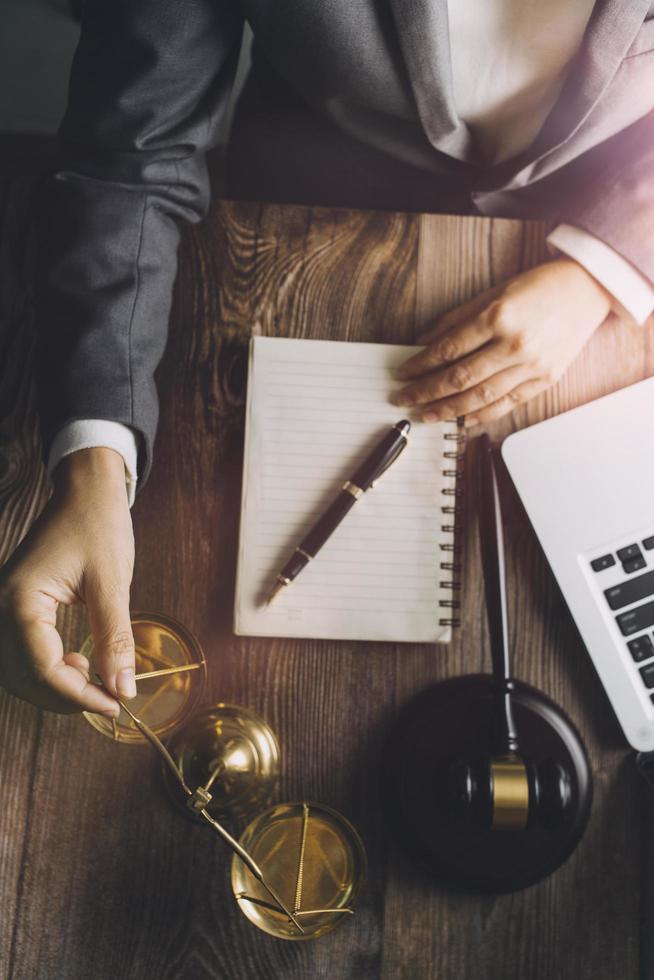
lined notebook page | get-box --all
[234,337,458,643]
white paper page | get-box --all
[234,337,458,643]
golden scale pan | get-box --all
[81,612,207,743]
[81,612,366,940]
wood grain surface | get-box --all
[1,185,654,980]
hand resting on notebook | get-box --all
[393,259,613,427]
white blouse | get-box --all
[448,0,596,163]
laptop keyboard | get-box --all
[592,534,654,698]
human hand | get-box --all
[392,259,612,426]
[0,448,136,716]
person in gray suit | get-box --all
[1,0,653,717]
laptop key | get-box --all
[628,635,654,662]
[591,554,616,572]
[604,570,654,610]
[623,556,647,574]
[616,600,654,636]
[640,663,654,688]
[643,536,654,551]
[617,543,642,562]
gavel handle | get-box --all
[478,434,520,756]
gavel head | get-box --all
[440,753,573,833]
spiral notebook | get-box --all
[234,336,461,643]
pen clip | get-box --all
[369,434,408,486]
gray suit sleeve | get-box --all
[34,0,244,486]
[564,107,654,289]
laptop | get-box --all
[501,377,654,751]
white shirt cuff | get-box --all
[47,420,139,507]
[547,224,654,326]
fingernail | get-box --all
[116,667,137,699]
[394,366,409,380]
[101,705,120,719]
[423,411,440,422]
[464,417,480,428]
[391,390,412,407]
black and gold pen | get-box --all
[265,419,411,605]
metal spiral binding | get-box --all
[438,418,467,628]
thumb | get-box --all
[416,283,502,344]
[85,574,137,700]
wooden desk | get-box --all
[2,190,654,980]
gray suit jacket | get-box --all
[35,0,654,485]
